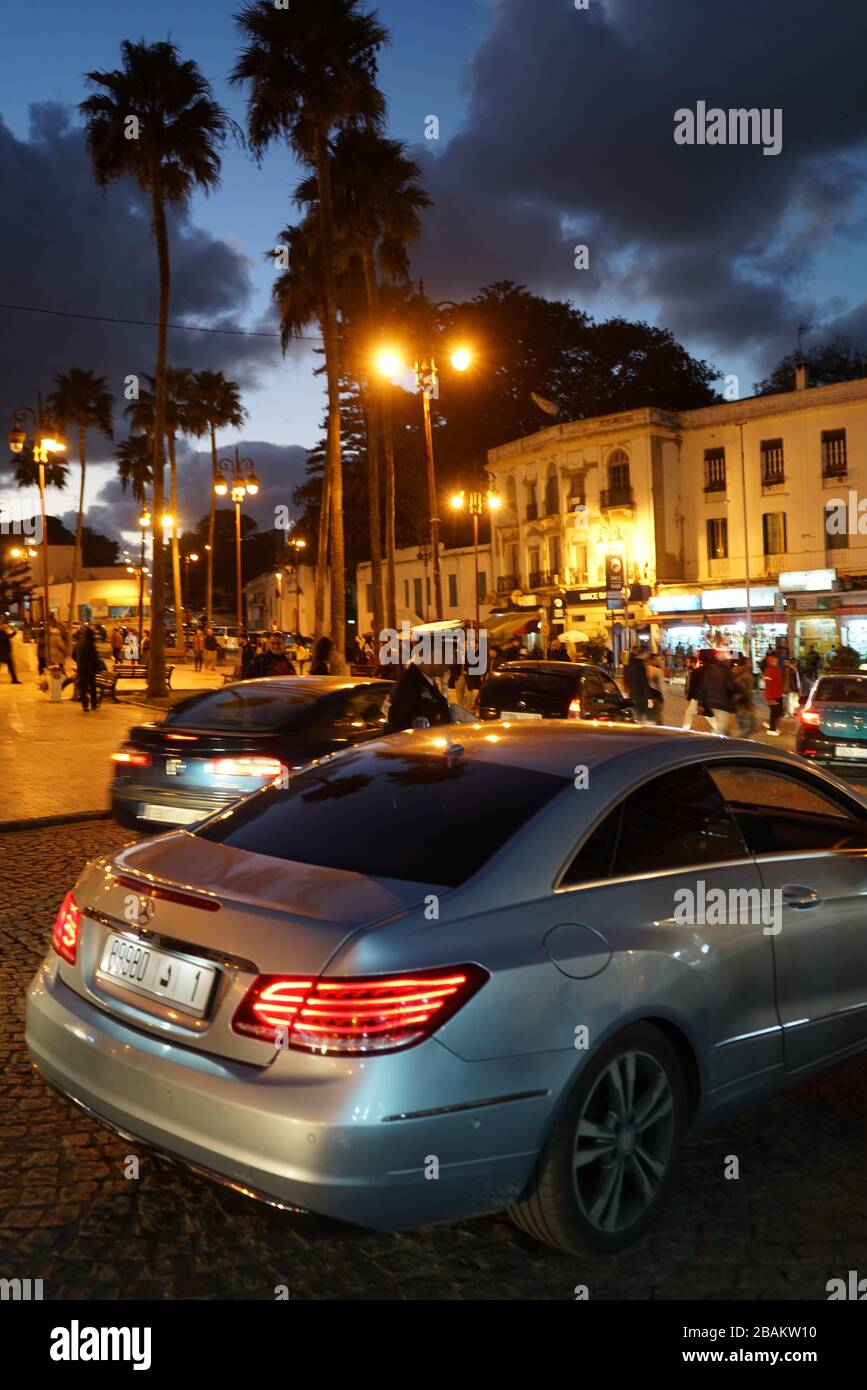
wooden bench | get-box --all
[96,662,174,703]
[222,664,243,685]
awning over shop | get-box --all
[486,613,541,639]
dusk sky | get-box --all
[3,0,867,545]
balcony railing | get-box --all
[763,552,787,576]
[528,570,554,589]
[496,574,520,594]
[708,557,730,580]
[600,485,634,509]
[704,476,726,493]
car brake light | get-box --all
[51,891,81,964]
[568,698,582,718]
[207,756,285,779]
[799,709,821,725]
[232,965,489,1054]
[111,750,152,766]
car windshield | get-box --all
[165,686,318,732]
[814,678,867,704]
[197,746,569,885]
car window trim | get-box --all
[554,854,760,896]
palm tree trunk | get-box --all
[314,128,346,674]
[65,421,86,655]
[314,444,331,642]
[382,388,397,630]
[168,432,185,656]
[361,248,384,644]
[147,172,169,698]
[206,421,217,626]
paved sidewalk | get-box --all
[0,663,227,824]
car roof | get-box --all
[223,676,388,696]
[493,661,601,675]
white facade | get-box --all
[356,542,495,634]
[244,564,324,637]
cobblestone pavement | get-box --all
[2,822,867,1301]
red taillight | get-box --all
[207,756,285,779]
[111,750,152,767]
[800,709,821,726]
[232,965,488,1054]
[51,891,81,965]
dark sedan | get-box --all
[110,676,392,830]
[796,672,867,770]
[479,660,634,723]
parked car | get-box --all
[109,676,393,830]
[212,625,240,655]
[479,660,634,722]
[796,672,867,768]
[29,723,867,1254]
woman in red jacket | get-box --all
[762,652,784,734]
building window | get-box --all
[704,447,726,492]
[707,517,728,559]
[825,502,849,550]
[607,449,630,491]
[822,429,847,477]
[761,438,785,485]
[447,573,458,607]
[477,569,487,601]
[528,545,541,579]
[570,542,588,582]
[549,534,562,577]
[403,579,409,607]
[413,577,423,614]
[544,468,559,517]
[762,512,787,555]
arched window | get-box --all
[506,475,518,512]
[607,449,630,490]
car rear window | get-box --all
[814,677,867,703]
[197,746,569,885]
[166,686,318,732]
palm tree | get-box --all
[297,129,430,635]
[81,39,230,696]
[233,0,390,672]
[116,434,152,506]
[47,369,114,652]
[184,371,246,626]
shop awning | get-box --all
[486,613,541,639]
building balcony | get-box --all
[600,485,634,510]
[703,477,726,493]
[761,471,786,492]
[496,573,520,595]
[528,570,555,589]
[822,466,848,486]
[526,502,539,521]
[708,557,730,580]
[763,552,787,577]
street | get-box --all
[3,816,867,1301]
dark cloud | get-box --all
[0,103,284,470]
[413,0,867,364]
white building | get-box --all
[2,545,146,624]
[244,563,324,637]
[355,541,494,634]
[486,371,867,664]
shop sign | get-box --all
[702,587,776,611]
[778,568,836,593]
[649,593,701,614]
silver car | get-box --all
[25,723,867,1255]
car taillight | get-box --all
[799,709,821,725]
[111,750,152,766]
[568,698,582,718]
[207,756,285,779]
[51,891,81,965]
[232,965,488,1054]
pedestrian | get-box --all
[250,631,295,677]
[193,626,205,672]
[624,646,651,722]
[0,620,21,683]
[309,636,333,675]
[644,649,666,725]
[111,625,123,664]
[547,635,570,662]
[291,637,308,673]
[123,629,139,662]
[203,627,219,671]
[681,656,705,729]
[75,626,101,713]
[763,652,784,735]
[386,659,452,731]
[783,656,801,717]
[240,632,259,677]
[702,651,739,736]
[731,656,756,737]
[141,629,150,662]
[805,644,821,682]
[47,616,66,668]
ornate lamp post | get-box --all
[8,401,66,640]
[449,475,501,627]
[215,448,259,635]
[181,550,200,619]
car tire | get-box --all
[508,1022,687,1256]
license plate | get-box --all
[502,710,543,720]
[141,803,203,825]
[97,934,217,1017]
[835,745,867,760]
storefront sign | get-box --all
[702,587,776,611]
[649,593,701,614]
[778,568,836,593]
[568,588,608,604]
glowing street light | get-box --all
[7,400,67,637]
[449,475,500,626]
[450,347,473,373]
[215,448,261,634]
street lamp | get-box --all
[8,401,66,642]
[137,505,151,645]
[182,550,200,618]
[450,476,500,627]
[373,301,475,622]
[287,535,306,637]
[215,447,260,635]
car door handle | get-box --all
[782,885,823,910]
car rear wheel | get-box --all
[508,1023,687,1256]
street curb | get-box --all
[0,810,113,834]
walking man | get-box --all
[0,620,21,683]
[763,652,784,735]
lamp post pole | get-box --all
[215,447,260,640]
[450,474,500,630]
[288,537,306,639]
[8,400,66,644]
